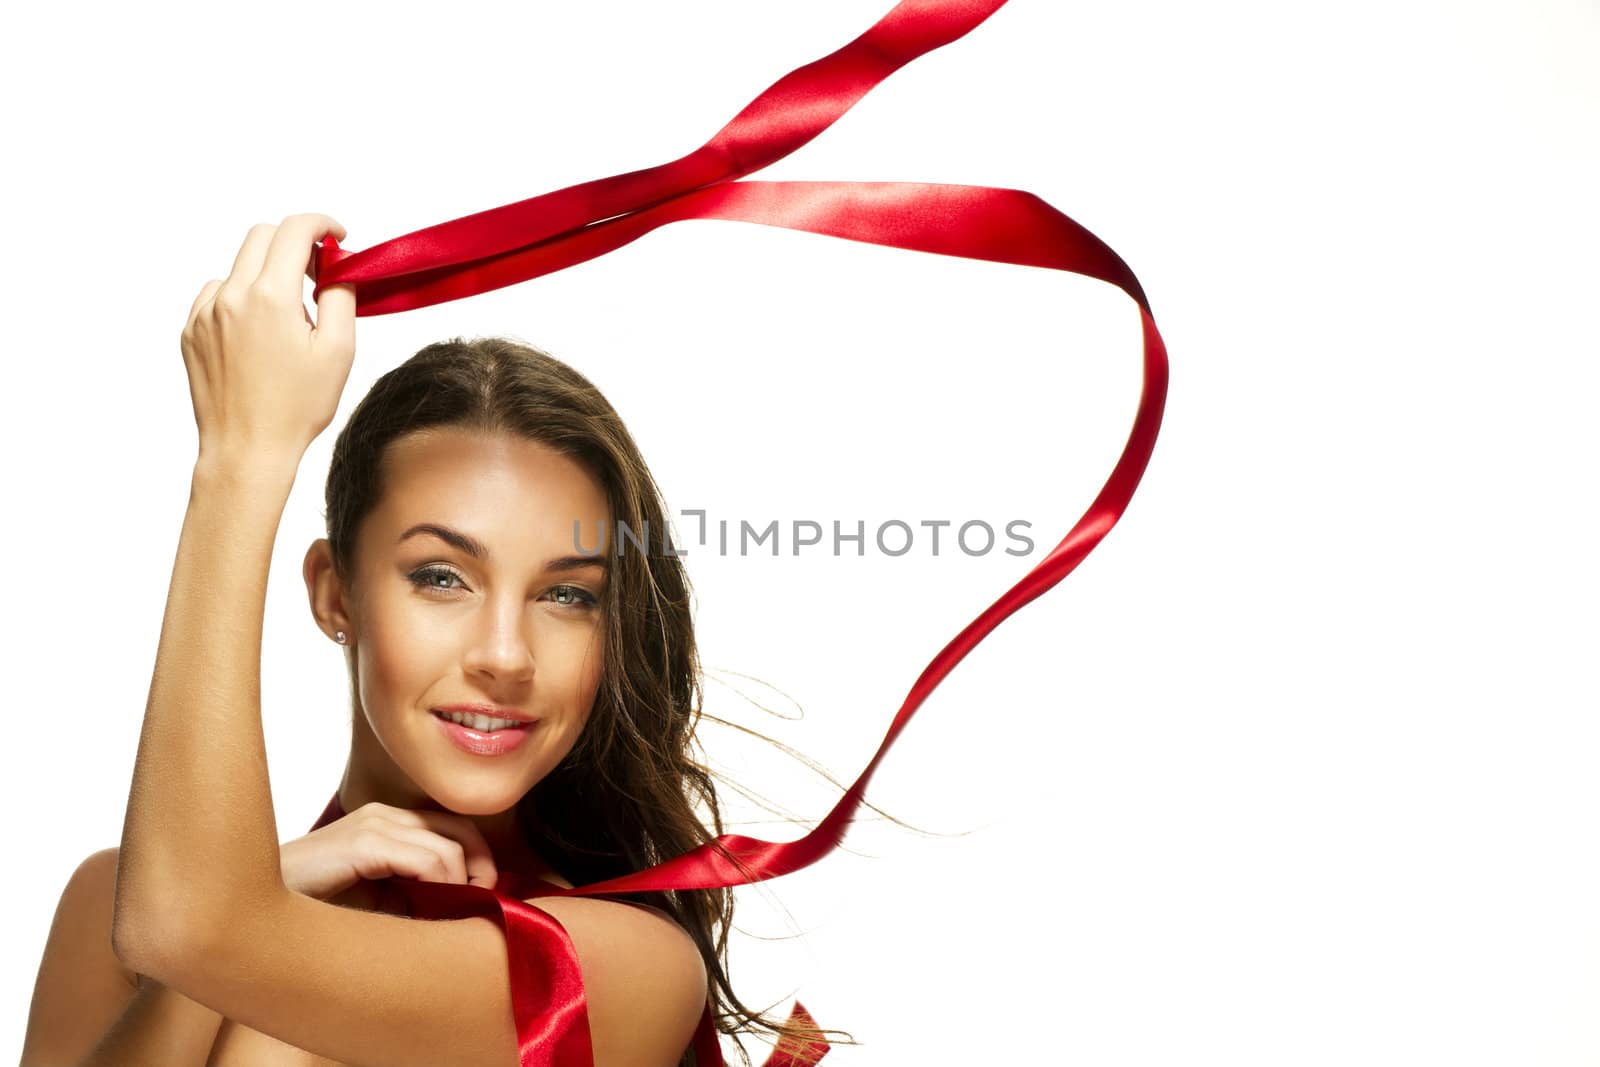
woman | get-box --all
[21,214,847,1067]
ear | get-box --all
[303,538,354,646]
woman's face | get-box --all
[325,427,611,818]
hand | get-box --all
[179,213,357,467]
[279,801,501,902]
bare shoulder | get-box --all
[524,895,708,1065]
[20,846,141,1066]
[52,846,139,988]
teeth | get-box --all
[439,710,523,732]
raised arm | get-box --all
[112,213,350,952]
[109,216,706,1067]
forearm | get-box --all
[76,978,224,1067]
[113,451,302,965]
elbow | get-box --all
[109,864,160,976]
[114,879,286,990]
[110,854,288,987]
[112,904,236,992]
[109,882,219,985]
[110,906,182,984]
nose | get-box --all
[462,595,535,686]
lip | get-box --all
[432,709,537,757]
[432,703,538,724]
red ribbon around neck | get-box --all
[306,1,1169,1064]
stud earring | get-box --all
[335,630,347,644]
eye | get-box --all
[407,567,599,611]
[547,584,600,611]
[407,565,465,594]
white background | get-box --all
[2,1,1596,1063]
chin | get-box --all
[415,773,531,815]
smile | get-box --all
[431,710,536,756]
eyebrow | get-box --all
[397,522,608,572]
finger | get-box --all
[390,809,500,887]
[381,824,471,885]
[260,212,346,297]
[379,839,458,886]
[185,279,223,334]
[312,280,356,360]
[225,223,277,291]
[421,812,501,888]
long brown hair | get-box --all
[321,335,883,1065]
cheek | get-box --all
[357,597,443,716]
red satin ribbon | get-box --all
[305,1,1169,1064]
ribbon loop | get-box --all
[304,1,1168,1064]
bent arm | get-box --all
[112,451,302,964]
